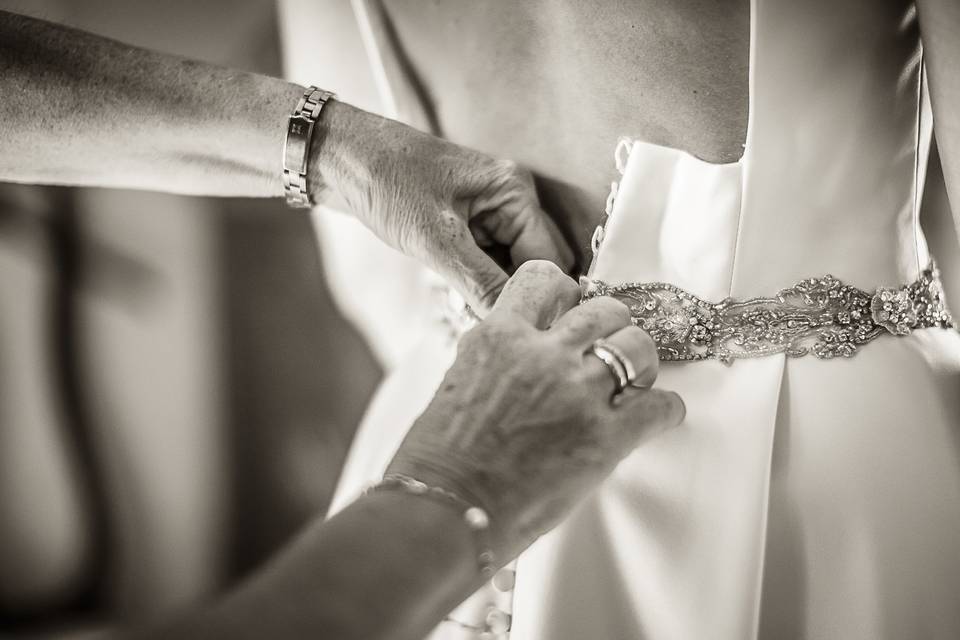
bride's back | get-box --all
[282,0,927,289]
[378,0,928,297]
[380,0,750,260]
[305,5,960,640]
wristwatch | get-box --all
[282,86,336,208]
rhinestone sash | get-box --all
[580,263,956,363]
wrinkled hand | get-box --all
[314,101,573,314]
[387,261,686,562]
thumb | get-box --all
[467,165,575,273]
[508,202,575,272]
[427,208,509,316]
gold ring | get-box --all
[589,343,630,400]
[593,338,639,387]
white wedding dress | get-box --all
[282,0,960,638]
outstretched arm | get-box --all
[83,263,678,640]
[150,490,484,640]
[0,10,301,197]
[0,9,572,312]
[918,0,960,245]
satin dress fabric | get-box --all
[319,0,960,638]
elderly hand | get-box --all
[314,101,574,314]
[387,261,686,562]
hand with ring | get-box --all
[387,260,686,563]
[589,335,650,401]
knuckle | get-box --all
[508,260,577,301]
[625,326,659,368]
[460,322,516,363]
[621,325,651,350]
[461,319,503,349]
[554,272,583,302]
[477,311,536,344]
[515,259,563,278]
[491,160,536,193]
[593,296,632,325]
[470,314,510,338]
[436,207,469,239]
[496,158,521,176]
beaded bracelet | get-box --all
[367,473,497,579]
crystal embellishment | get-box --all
[580,263,956,364]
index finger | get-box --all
[550,295,632,346]
[507,202,575,273]
[422,207,510,317]
[491,260,582,329]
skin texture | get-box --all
[6,1,954,636]
[0,11,301,197]
[377,0,751,261]
[0,9,676,637]
[388,261,684,563]
[0,10,571,314]
[146,264,682,640]
[316,101,573,311]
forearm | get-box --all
[0,10,303,197]
[148,491,481,640]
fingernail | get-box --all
[675,394,687,423]
[579,276,598,298]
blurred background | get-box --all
[0,0,383,634]
[1,0,959,637]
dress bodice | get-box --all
[592,0,932,301]
[278,0,941,366]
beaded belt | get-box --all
[579,263,956,364]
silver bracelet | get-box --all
[282,85,336,208]
[367,473,498,579]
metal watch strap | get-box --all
[282,86,336,208]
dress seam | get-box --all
[727,0,759,298]
[911,50,925,276]
[748,355,789,640]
